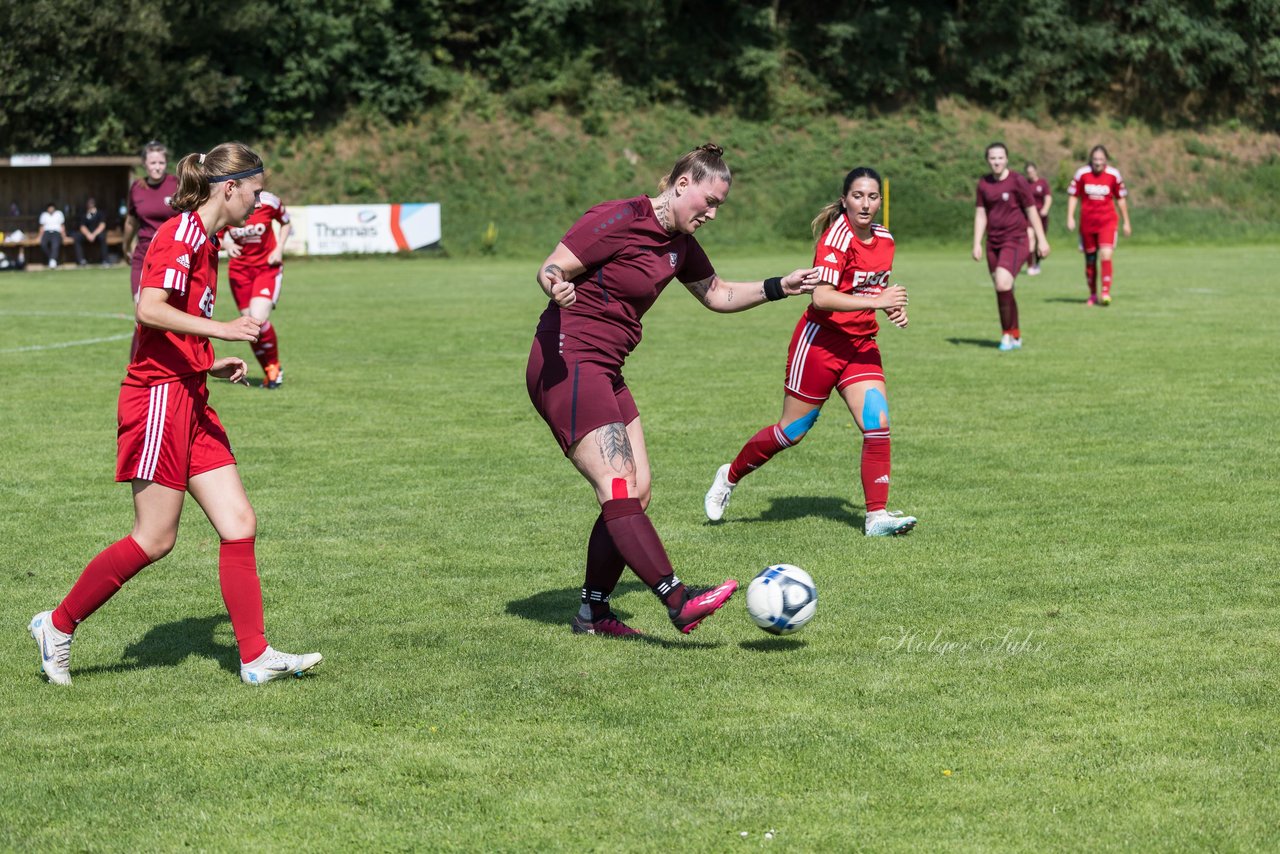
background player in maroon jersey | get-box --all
[29,142,321,687]
[704,167,916,537]
[972,142,1050,351]
[1024,162,1052,275]
[123,141,180,301]
[1066,145,1131,306]
[527,143,820,638]
[221,190,292,388]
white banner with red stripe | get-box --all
[287,204,441,255]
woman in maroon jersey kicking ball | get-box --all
[527,143,820,638]
[29,142,321,686]
[703,166,917,537]
[123,141,179,302]
[972,142,1050,351]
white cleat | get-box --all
[240,646,323,685]
[704,463,736,521]
[29,611,73,686]
[865,510,918,537]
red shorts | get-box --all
[115,375,236,490]
[1078,222,1118,254]
[784,319,884,404]
[229,264,283,311]
[526,334,640,455]
[987,234,1029,276]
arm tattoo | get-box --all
[685,276,717,306]
[542,263,564,284]
[596,423,636,476]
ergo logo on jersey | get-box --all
[852,270,890,292]
[1083,183,1112,198]
[230,222,269,241]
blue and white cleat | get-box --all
[240,646,323,685]
[998,334,1022,352]
[29,610,73,686]
[865,511,918,537]
[704,463,736,521]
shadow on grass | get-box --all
[1042,297,1091,304]
[945,337,1000,349]
[710,495,859,527]
[77,614,239,676]
[739,636,808,652]
[505,582,721,649]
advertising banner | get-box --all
[300,203,441,255]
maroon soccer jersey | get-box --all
[225,191,289,269]
[537,196,715,365]
[805,214,894,339]
[1068,166,1126,229]
[126,212,219,386]
[976,172,1035,243]
[128,174,179,246]
[1030,177,1051,217]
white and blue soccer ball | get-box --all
[745,564,817,635]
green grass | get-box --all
[2,244,1277,851]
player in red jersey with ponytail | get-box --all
[29,142,321,687]
[221,191,291,388]
[1066,145,1131,306]
[704,167,917,536]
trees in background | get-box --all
[3,0,1277,153]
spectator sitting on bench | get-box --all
[75,197,110,266]
[39,202,67,268]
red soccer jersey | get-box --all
[125,211,219,387]
[537,196,715,365]
[804,214,894,339]
[225,191,289,269]
[976,171,1035,243]
[127,175,180,245]
[1068,166,1126,227]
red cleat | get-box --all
[572,612,642,638]
[669,580,739,634]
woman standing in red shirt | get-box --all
[704,167,916,537]
[1066,145,1132,306]
[123,141,180,301]
[222,191,292,388]
[29,142,321,687]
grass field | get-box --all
[2,244,1277,851]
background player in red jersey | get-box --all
[972,142,1050,351]
[526,143,820,638]
[123,141,180,301]
[220,190,292,388]
[1024,162,1052,275]
[29,142,321,687]
[1066,145,1131,306]
[704,167,916,536]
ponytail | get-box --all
[811,166,882,241]
[171,141,263,212]
[657,143,732,194]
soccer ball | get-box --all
[745,564,817,635]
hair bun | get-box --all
[698,143,725,157]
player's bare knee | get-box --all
[780,409,820,445]
[133,530,177,561]
[220,507,257,541]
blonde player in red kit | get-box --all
[221,191,291,388]
[704,167,916,536]
[28,142,321,687]
[1066,145,1131,306]
[527,144,820,638]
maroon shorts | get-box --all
[987,234,1029,276]
[130,241,150,297]
[229,264,283,310]
[526,334,639,455]
[1079,222,1118,254]
[115,375,236,490]
[784,319,884,404]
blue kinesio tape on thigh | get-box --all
[781,408,820,442]
[862,388,888,430]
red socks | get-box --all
[729,423,794,484]
[52,536,152,634]
[1100,259,1113,295]
[861,430,891,513]
[219,538,268,663]
[1086,261,1097,295]
[252,321,279,372]
[996,290,1020,337]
